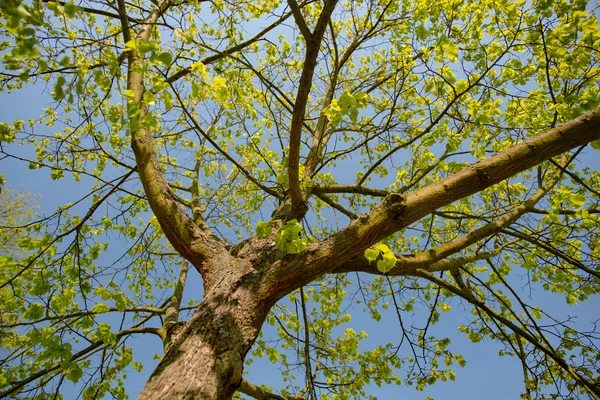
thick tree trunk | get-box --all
[137,279,270,400]
[136,107,600,399]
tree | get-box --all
[1,0,600,398]
[0,185,39,259]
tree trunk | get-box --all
[137,278,270,400]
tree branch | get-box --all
[417,270,600,399]
[314,193,358,220]
[238,378,305,400]
[42,0,142,23]
[126,0,227,285]
[502,228,600,280]
[312,183,388,197]
[270,106,600,297]
[287,0,313,41]
[287,0,340,220]
[388,153,568,271]
[170,85,282,200]
[162,10,294,86]
[0,169,136,289]
[162,260,188,351]
[0,327,162,398]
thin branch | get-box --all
[42,0,142,23]
[288,0,313,41]
[312,184,388,197]
[529,207,600,214]
[299,287,316,400]
[162,9,294,86]
[0,327,162,398]
[358,38,519,187]
[0,168,137,289]
[547,157,600,197]
[314,193,358,220]
[169,83,281,199]
[501,228,600,280]
[0,306,164,329]
[238,378,305,400]
[417,270,600,399]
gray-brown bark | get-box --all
[138,265,270,400]
[136,106,600,399]
[121,1,600,399]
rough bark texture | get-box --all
[135,106,600,399]
[120,2,600,398]
[138,258,270,400]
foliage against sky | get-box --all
[1,0,600,398]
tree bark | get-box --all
[136,106,600,399]
[138,268,272,400]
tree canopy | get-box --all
[1,0,600,399]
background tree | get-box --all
[1,0,600,399]
[0,183,39,258]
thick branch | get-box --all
[270,106,600,297]
[161,260,189,351]
[387,154,567,271]
[126,0,227,285]
[330,242,510,276]
[287,0,340,220]
[287,0,313,41]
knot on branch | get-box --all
[384,192,406,218]
[475,167,490,183]
[217,349,244,389]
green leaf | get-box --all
[124,39,158,54]
[163,90,173,109]
[591,139,600,150]
[52,76,66,101]
[24,303,45,320]
[275,219,306,254]
[211,77,228,102]
[416,24,429,41]
[572,193,586,207]
[367,243,397,273]
[95,322,116,347]
[92,303,110,314]
[364,247,379,262]
[63,3,78,18]
[115,297,127,312]
[155,52,173,66]
[256,220,272,238]
[66,364,83,383]
[190,61,209,79]
[0,123,15,143]
[124,39,137,52]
